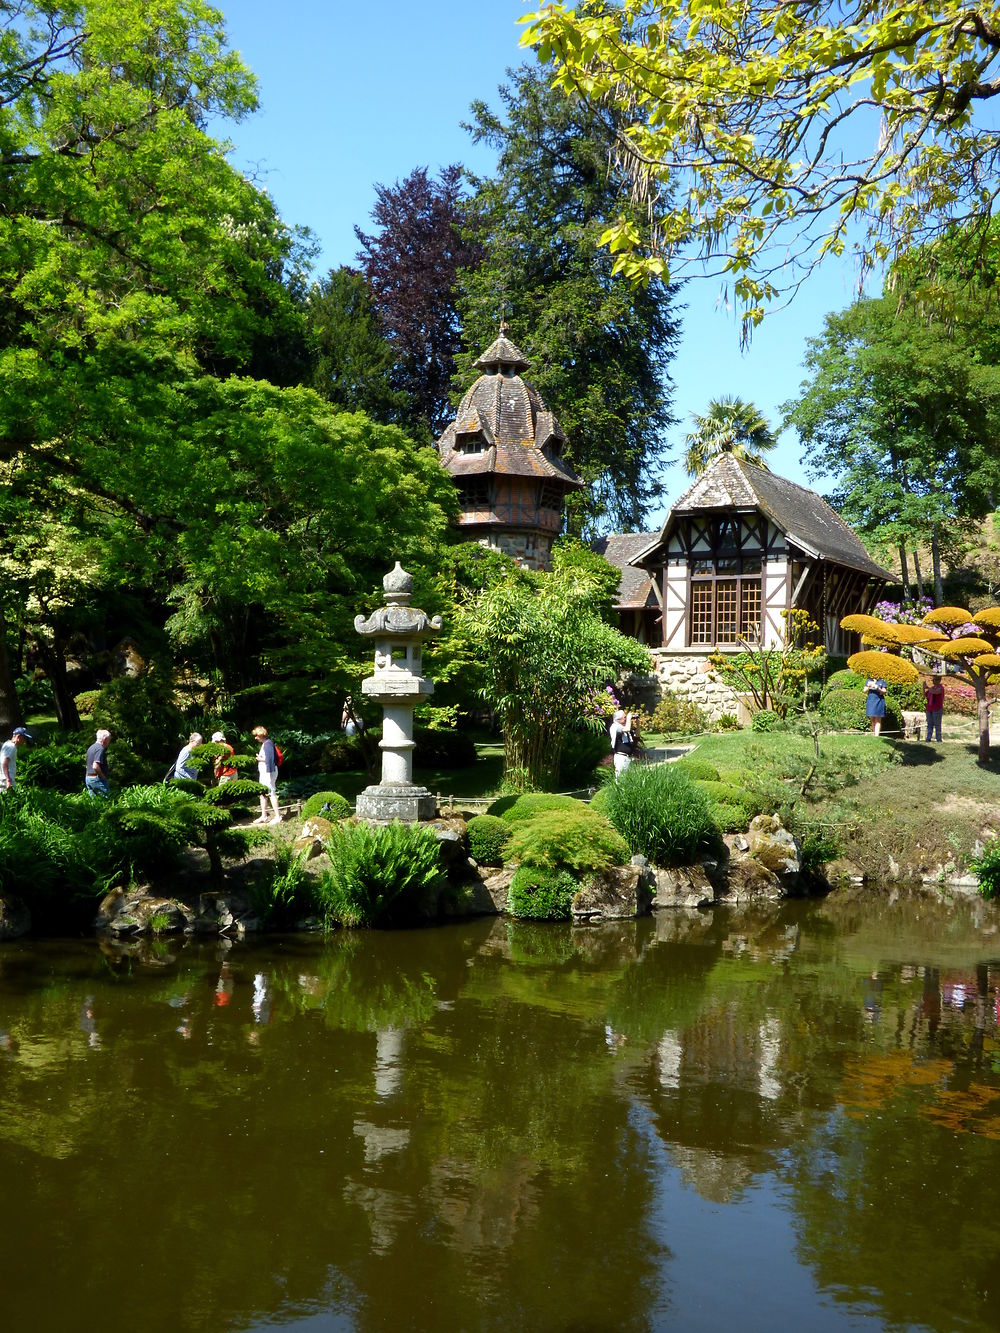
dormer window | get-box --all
[455,436,485,456]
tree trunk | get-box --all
[977,682,991,764]
[930,524,944,606]
[0,605,22,731]
[38,635,80,732]
[912,546,925,601]
[898,542,911,601]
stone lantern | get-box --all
[354,562,442,822]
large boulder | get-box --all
[717,854,784,904]
[747,814,801,882]
[0,893,30,940]
[653,864,715,910]
[571,864,650,921]
[479,866,516,914]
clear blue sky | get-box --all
[219,0,871,530]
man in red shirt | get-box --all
[923,673,945,743]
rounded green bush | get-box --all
[301,790,352,821]
[821,669,863,697]
[507,865,578,920]
[488,792,582,823]
[467,814,512,866]
[505,804,629,872]
[599,762,717,866]
[819,689,903,733]
[673,759,721,783]
[751,709,783,733]
[712,803,754,833]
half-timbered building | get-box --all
[615,452,894,717]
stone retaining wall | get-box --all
[650,650,746,723]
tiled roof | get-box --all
[593,533,660,608]
[634,454,893,580]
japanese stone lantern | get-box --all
[354,562,442,822]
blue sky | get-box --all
[219,0,872,530]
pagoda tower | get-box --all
[436,328,583,570]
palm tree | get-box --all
[683,396,777,476]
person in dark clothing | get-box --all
[85,729,111,797]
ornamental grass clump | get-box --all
[600,762,717,866]
[318,820,447,928]
[504,803,628,872]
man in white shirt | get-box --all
[609,709,635,776]
[0,726,33,791]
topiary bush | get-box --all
[318,820,447,927]
[467,814,512,866]
[507,865,578,920]
[488,792,582,822]
[301,790,352,821]
[696,779,768,816]
[504,803,629,872]
[821,669,863,697]
[819,689,903,732]
[599,762,717,866]
[673,759,721,782]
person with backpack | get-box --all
[609,708,636,776]
[251,725,282,825]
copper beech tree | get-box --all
[841,608,1000,763]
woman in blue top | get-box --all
[864,675,888,736]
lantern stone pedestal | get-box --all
[354,563,442,823]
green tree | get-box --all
[784,296,1000,603]
[457,539,652,790]
[455,62,678,534]
[303,267,411,423]
[524,1,1000,337]
[683,396,776,477]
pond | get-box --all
[3,891,1000,1332]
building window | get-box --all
[691,583,713,645]
[459,478,491,509]
[689,578,762,646]
[716,580,738,641]
[741,580,762,642]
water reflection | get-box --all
[1,893,999,1330]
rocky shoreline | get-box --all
[0,811,987,943]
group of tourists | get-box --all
[1,723,285,824]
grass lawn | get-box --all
[679,727,1000,878]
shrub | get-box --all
[301,791,352,821]
[249,846,319,927]
[318,735,366,771]
[413,727,478,768]
[889,680,925,712]
[712,803,754,833]
[714,713,740,731]
[488,792,582,823]
[673,759,721,782]
[507,865,578,920]
[17,740,85,792]
[318,821,447,927]
[751,709,784,733]
[821,669,863,697]
[648,690,708,735]
[467,814,512,866]
[800,829,842,874]
[505,804,629,872]
[599,763,717,866]
[90,671,185,761]
[0,788,112,927]
[819,689,903,733]
[970,839,1000,900]
[558,726,611,785]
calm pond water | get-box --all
[3,892,1000,1332]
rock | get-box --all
[717,855,784,904]
[132,898,189,934]
[301,816,333,841]
[747,814,801,880]
[108,914,142,936]
[0,893,30,940]
[293,835,324,860]
[571,864,650,921]
[732,834,749,853]
[94,887,126,929]
[480,866,517,914]
[653,864,715,909]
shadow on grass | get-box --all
[893,742,947,768]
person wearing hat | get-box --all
[0,726,32,791]
[212,731,237,784]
